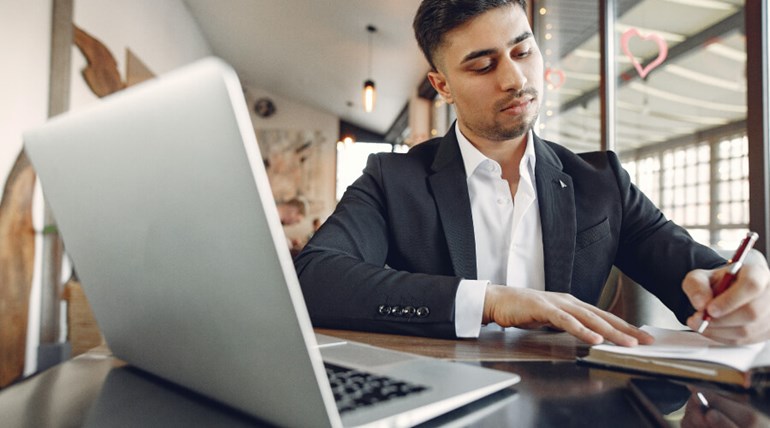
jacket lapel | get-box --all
[428,130,477,279]
[533,135,576,293]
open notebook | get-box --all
[580,326,770,389]
[24,57,519,427]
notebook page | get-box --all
[591,326,768,372]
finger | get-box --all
[695,319,770,345]
[562,296,655,345]
[597,310,655,345]
[538,303,605,345]
[546,295,648,346]
[560,304,642,346]
[492,289,608,344]
[694,304,770,344]
[702,289,770,328]
[707,262,769,319]
[682,268,718,311]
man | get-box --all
[295,0,770,345]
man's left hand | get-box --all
[683,249,770,344]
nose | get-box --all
[498,57,527,92]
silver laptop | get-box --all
[24,57,519,428]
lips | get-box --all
[498,87,539,113]
[501,98,530,111]
[500,97,534,114]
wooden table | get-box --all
[1,329,768,427]
[315,327,585,361]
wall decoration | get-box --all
[255,129,326,205]
[0,25,156,377]
[126,48,155,87]
[621,28,669,80]
[73,25,125,97]
[1,12,161,387]
[73,27,156,96]
[0,152,37,387]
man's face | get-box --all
[427,4,543,144]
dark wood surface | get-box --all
[315,327,586,362]
[1,329,768,428]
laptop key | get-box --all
[324,363,428,414]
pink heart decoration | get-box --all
[621,28,668,79]
[545,68,566,89]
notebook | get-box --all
[580,326,770,389]
[23,57,519,427]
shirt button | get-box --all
[497,197,509,205]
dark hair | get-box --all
[413,0,528,70]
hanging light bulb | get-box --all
[363,79,376,113]
[363,25,377,113]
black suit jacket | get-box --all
[294,129,725,338]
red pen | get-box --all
[696,231,759,333]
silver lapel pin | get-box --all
[558,179,567,189]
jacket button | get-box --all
[416,306,430,318]
[391,306,402,316]
[402,306,415,317]
[378,305,392,315]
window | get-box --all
[533,0,755,252]
[335,141,408,201]
[623,133,748,251]
[533,0,601,152]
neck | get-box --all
[458,123,528,177]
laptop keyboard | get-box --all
[324,362,429,414]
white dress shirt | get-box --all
[453,126,545,337]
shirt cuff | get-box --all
[454,279,490,338]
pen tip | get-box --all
[696,320,709,334]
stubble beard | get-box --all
[491,110,539,141]
[464,88,540,142]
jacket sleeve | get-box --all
[294,154,462,338]
[608,152,726,324]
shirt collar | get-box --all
[455,124,537,179]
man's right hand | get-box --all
[482,285,654,346]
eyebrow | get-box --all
[460,31,534,64]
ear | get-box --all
[427,70,453,104]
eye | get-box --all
[512,41,534,59]
[514,49,532,59]
[470,60,495,73]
